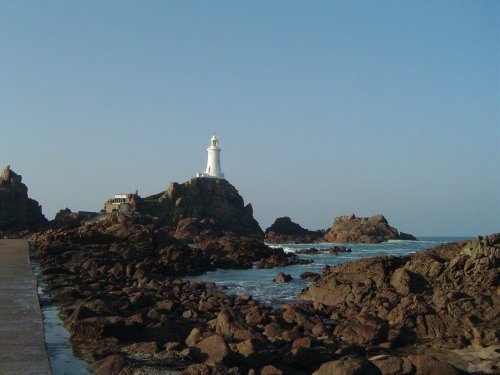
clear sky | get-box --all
[1,1,498,236]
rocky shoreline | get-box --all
[31,219,499,374]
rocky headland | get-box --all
[0,165,47,235]
[264,217,324,244]
[324,214,416,243]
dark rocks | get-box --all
[0,165,47,234]
[314,357,382,375]
[274,272,292,283]
[296,247,322,254]
[91,353,126,375]
[300,235,500,353]
[324,214,416,243]
[333,314,389,346]
[141,178,264,241]
[329,245,352,254]
[256,251,313,269]
[369,355,414,375]
[265,217,323,244]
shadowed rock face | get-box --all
[300,234,500,350]
[0,165,47,233]
[324,214,416,243]
[141,178,263,242]
[265,217,323,244]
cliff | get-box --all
[265,216,323,243]
[141,177,263,242]
[0,165,47,233]
[324,214,416,243]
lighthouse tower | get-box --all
[197,135,225,179]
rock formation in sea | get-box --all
[324,213,416,243]
[141,177,264,243]
[264,216,324,243]
[0,165,47,233]
[300,234,499,353]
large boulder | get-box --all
[0,165,47,233]
[265,216,323,243]
[314,357,381,375]
[324,214,416,243]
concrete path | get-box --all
[0,239,51,375]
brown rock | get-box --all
[91,354,126,375]
[314,357,382,375]
[259,365,284,375]
[370,355,414,375]
[334,315,388,346]
[264,216,323,244]
[323,214,415,243]
[407,354,466,375]
[0,165,47,232]
[186,327,204,347]
[147,178,264,241]
[292,336,312,348]
[195,334,232,365]
[300,235,500,350]
[300,272,321,282]
[123,341,158,355]
[263,322,283,339]
[274,272,292,283]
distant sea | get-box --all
[186,237,472,306]
[34,236,470,375]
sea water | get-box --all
[186,237,470,306]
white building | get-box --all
[196,135,225,179]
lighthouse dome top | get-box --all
[195,135,225,180]
[209,135,219,148]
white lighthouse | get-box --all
[196,135,225,179]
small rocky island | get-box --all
[324,213,416,243]
[265,214,415,244]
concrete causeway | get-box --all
[0,239,51,374]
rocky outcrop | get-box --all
[324,214,416,243]
[300,234,500,351]
[0,165,47,233]
[141,178,263,242]
[265,217,323,243]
